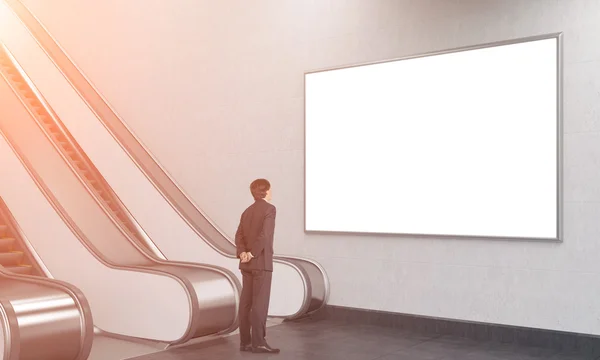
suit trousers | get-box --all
[239,269,273,347]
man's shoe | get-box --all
[252,344,280,354]
[240,344,252,352]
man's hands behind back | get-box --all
[240,252,254,263]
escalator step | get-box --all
[0,251,23,266]
[0,224,7,236]
[5,266,32,275]
[0,238,15,252]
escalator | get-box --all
[0,43,240,344]
[0,198,43,276]
[1,0,329,319]
[0,214,93,360]
[0,195,93,360]
[0,143,92,359]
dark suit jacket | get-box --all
[235,199,276,272]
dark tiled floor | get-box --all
[130,318,600,360]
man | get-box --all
[235,178,280,354]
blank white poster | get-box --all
[305,37,559,239]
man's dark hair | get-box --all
[250,179,271,200]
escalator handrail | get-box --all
[0,267,94,360]
[2,0,330,315]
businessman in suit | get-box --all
[235,178,280,354]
